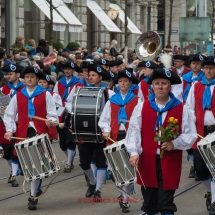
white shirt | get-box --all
[53,77,72,97]
[98,93,141,132]
[3,90,58,133]
[186,84,215,125]
[125,101,197,157]
[52,92,62,108]
[176,66,184,76]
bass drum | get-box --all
[71,87,108,143]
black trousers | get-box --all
[79,141,107,170]
[57,113,76,151]
[1,143,13,160]
[141,157,177,215]
[193,126,214,181]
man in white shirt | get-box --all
[125,67,197,215]
[4,66,58,210]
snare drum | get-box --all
[197,132,215,179]
[103,139,136,187]
[71,87,108,143]
[15,134,60,182]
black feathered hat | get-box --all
[113,69,138,85]
[2,64,24,73]
[147,68,182,85]
[137,61,158,69]
[39,73,55,85]
[20,66,44,79]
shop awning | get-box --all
[32,0,67,31]
[52,0,83,32]
[110,3,142,34]
[87,0,122,33]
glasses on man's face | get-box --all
[174,60,183,63]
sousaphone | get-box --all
[135,31,161,61]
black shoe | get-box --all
[28,198,37,210]
[205,192,212,211]
[11,176,19,187]
[209,202,215,215]
[86,184,96,197]
[8,172,12,183]
[84,173,90,187]
[195,173,200,181]
[118,195,124,208]
[121,202,130,213]
[64,164,72,173]
[94,190,102,202]
[188,166,195,178]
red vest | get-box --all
[138,100,183,190]
[1,84,24,97]
[57,81,75,105]
[172,67,190,76]
[107,97,139,146]
[193,82,215,149]
[48,92,58,140]
[140,80,150,100]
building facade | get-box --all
[0,0,189,52]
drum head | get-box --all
[72,88,107,143]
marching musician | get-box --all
[53,62,80,173]
[186,56,215,214]
[98,69,140,213]
[125,67,197,215]
[181,54,205,179]
[0,64,24,187]
[38,74,62,142]
[3,66,58,210]
[67,63,114,201]
[78,61,91,87]
[137,61,158,101]
[172,55,190,77]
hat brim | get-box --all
[113,72,138,85]
[147,69,182,85]
[20,67,44,79]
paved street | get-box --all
[0,141,208,215]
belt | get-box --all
[156,155,160,159]
[204,125,215,131]
[118,130,126,135]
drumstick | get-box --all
[10,137,25,141]
[29,115,70,129]
[197,134,208,141]
[107,136,115,143]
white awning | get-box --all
[32,0,67,31]
[110,3,142,34]
[87,0,122,33]
[52,0,83,32]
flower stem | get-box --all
[160,149,164,158]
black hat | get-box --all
[39,73,55,85]
[188,53,205,63]
[173,55,188,61]
[137,61,158,69]
[155,56,162,62]
[202,56,215,66]
[88,63,111,80]
[76,66,83,73]
[113,69,138,85]
[20,66,44,79]
[97,59,113,66]
[110,60,123,67]
[2,64,24,73]
[59,61,78,70]
[125,68,133,74]
[147,68,182,85]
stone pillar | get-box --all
[151,1,159,32]
[17,0,25,37]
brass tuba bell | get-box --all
[135,31,161,61]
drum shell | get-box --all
[104,140,136,187]
[15,134,60,182]
[72,88,107,143]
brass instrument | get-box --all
[135,31,161,61]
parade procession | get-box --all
[0,27,215,215]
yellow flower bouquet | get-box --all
[154,117,179,158]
